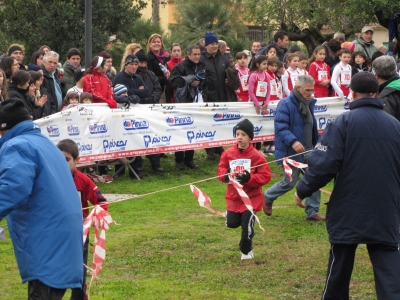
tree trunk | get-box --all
[152,0,160,26]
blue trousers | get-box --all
[264,164,321,218]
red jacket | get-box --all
[167,56,184,72]
[82,69,117,108]
[217,143,271,213]
[74,169,108,219]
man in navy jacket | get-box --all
[263,75,324,221]
[296,72,400,299]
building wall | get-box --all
[140,1,175,34]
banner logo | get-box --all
[103,139,127,153]
[213,112,242,122]
[89,122,108,134]
[314,104,328,113]
[67,124,80,136]
[187,130,216,143]
[261,108,276,117]
[77,142,93,153]
[143,135,171,148]
[166,115,194,126]
[123,119,149,130]
[46,125,60,137]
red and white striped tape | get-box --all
[190,185,225,217]
[283,157,308,182]
[228,174,265,233]
[83,205,115,288]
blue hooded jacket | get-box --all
[0,120,83,288]
[274,92,319,164]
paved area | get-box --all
[103,194,138,203]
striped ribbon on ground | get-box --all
[283,157,308,182]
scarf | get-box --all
[293,88,311,123]
[136,66,148,82]
[152,50,167,64]
[66,61,79,71]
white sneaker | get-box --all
[241,250,254,260]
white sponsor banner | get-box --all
[35,98,349,162]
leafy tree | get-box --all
[118,18,165,48]
[170,0,247,48]
[0,0,146,64]
[243,0,400,55]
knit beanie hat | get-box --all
[289,45,301,53]
[125,55,139,66]
[114,84,128,96]
[27,64,41,71]
[0,99,31,130]
[235,119,254,140]
[8,45,23,56]
[341,42,355,53]
[135,49,148,62]
[204,32,218,46]
[350,72,379,93]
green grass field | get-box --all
[0,150,377,299]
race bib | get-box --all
[256,81,267,97]
[239,75,249,91]
[318,70,328,81]
[290,74,299,88]
[270,79,278,96]
[340,70,351,85]
[229,159,251,176]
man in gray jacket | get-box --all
[353,26,378,59]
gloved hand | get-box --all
[236,170,250,184]
[128,95,141,104]
[223,168,231,183]
[195,70,206,81]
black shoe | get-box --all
[176,162,187,170]
[185,161,199,169]
[152,167,165,172]
[160,153,168,158]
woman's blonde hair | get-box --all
[146,33,165,53]
[120,43,142,71]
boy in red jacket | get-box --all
[217,119,271,260]
[57,139,109,300]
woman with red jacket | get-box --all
[82,56,117,108]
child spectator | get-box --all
[67,67,85,95]
[350,51,370,76]
[82,56,117,108]
[282,53,300,97]
[114,84,140,105]
[235,51,250,102]
[297,53,309,75]
[249,55,271,115]
[331,48,352,100]
[61,92,79,110]
[275,61,285,100]
[80,92,93,104]
[217,119,271,260]
[308,46,331,97]
[266,56,280,101]
[57,139,108,300]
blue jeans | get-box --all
[264,164,321,218]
